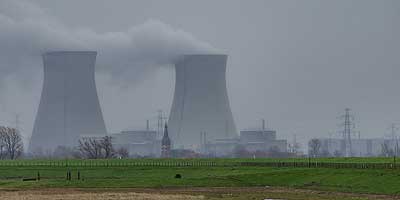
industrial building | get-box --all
[203,138,240,157]
[239,129,287,153]
[203,127,288,157]
[168,54,238,149]
[29,51,107,152]
[111,130,160,157]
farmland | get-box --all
[0,158,400,199]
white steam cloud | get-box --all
[0,0,218,85]
[0,0,219,141]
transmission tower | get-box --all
[388,123,399,156]
[157,110,167,139]
[340,108,355,157]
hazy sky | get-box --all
[0,0,399,149]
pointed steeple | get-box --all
[161,123,171,158]
[164,124,169,137]
[162,123,171,146]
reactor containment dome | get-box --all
[168,54,238,149]
[29,51,107,152]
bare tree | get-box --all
[78,136,116,159]
[101,136,115,158]
[0,131,6,159]
[78,137,103,159]
[0,126,24,159]
[116,147,129,158]
[308,138,321,158]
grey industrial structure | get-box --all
[111,130,161,157]
[239,129,287,152]
[110,127,287,157]
[29,51,107,152]
[204,129,287,157]
[168,55,238,149]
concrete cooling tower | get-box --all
[168,54,238,149]
[29,51,107,152]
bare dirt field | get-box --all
[0,189,204,200]
[0,187,399,200]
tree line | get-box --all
[30,136,129,159]
[0,125,129,160]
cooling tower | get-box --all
[29,51,107,152]
[168,54,238,149]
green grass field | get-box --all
[0,158,399,196]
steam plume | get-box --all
[0,0,218,85]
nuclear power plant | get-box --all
[28,52,287,157]
[168,54,238,149]
[29,51,107,152]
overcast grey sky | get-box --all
[0,0,399,148]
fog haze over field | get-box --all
[0,0,399,149]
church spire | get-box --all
[161,123,171,158]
